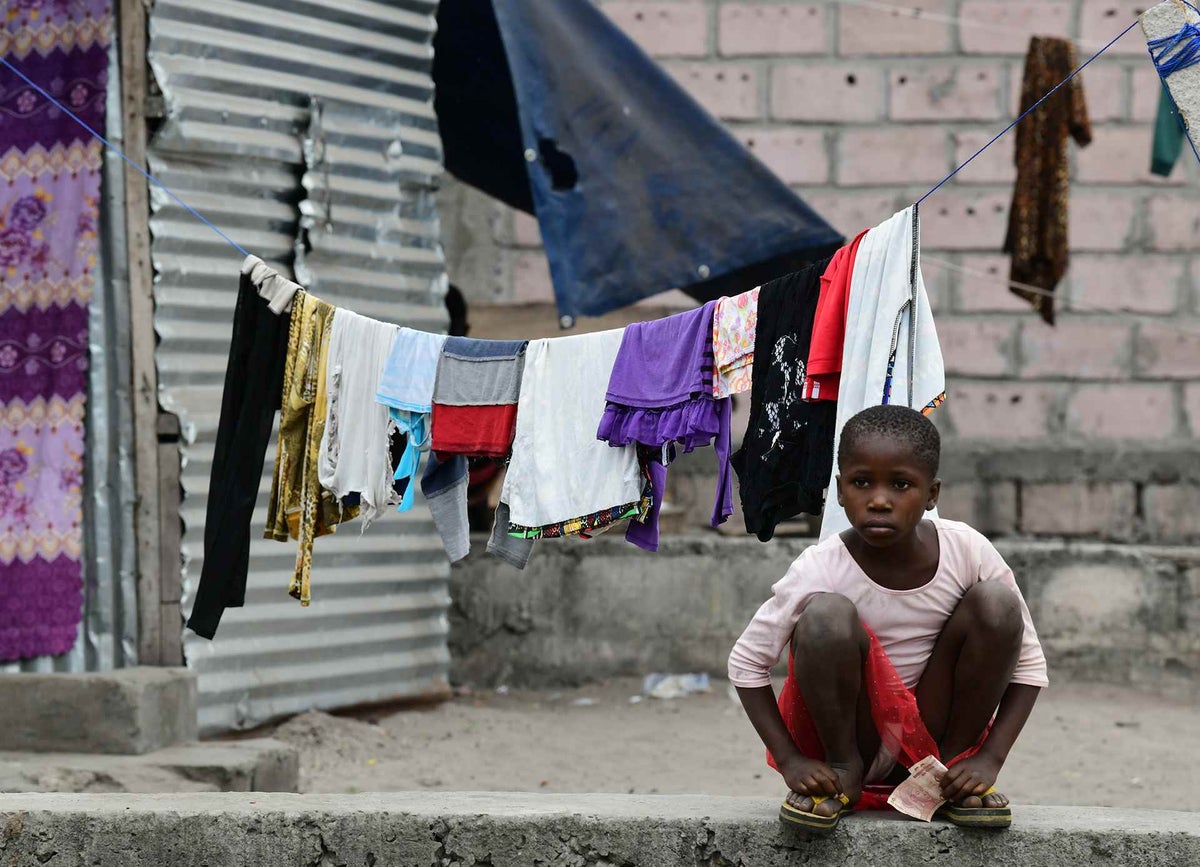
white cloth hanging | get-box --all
[501,329,643,528]
[819,205,946,541]
[317,308,400,528]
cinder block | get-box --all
[770,63,884,122]
[950,128,1015,184]
[1066,255,1182,314]
[0,667,197,755]
[1064,383,1177,440]
[1079,64,1126,122]
[838,0,952,56]
[513,250,554,304]
[736,128,829,185]
[601,1,709,58]
[942,381,1063,439]
[512,211,541,248]
[719,3,826,57]
[1145,484,1200,543]
[1068,191,1137,251]
[937,317,1018,377]
[1135,321,1200,379]
[837,127,947,186]
[1020,482,1137,539]
[920,191,1010,250]
[889,64,1004,121]
[954,254,1042,313]
[1080,0,1154,57]
[1148,194,1200,251]
[1076,127,1185,185]
[1185,384,1200,435]
[960,1,1072,54]
[1036,562,1163,639]
[935,480,1017,536]
[668,61,761,120]
[1019,320,1133,379]
[799,190,897,237]
[1130,65,1164,122]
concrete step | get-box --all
[0,667,197,755]
[0,793,1196,866]
[0,739,298,794]
[450,534,1200,696]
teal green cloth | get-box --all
[1152,87,1185,177]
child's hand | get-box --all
[778,754,843,797]
[939,752,1002,803]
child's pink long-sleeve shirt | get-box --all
[728,518,1048,691]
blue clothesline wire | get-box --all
[917,18,1141,206]
[0,54,250,259]
[0,14,1157,258]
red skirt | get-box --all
[768,623,987,811]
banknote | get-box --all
[887,755,948,821]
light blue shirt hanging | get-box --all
[376,328,449,512]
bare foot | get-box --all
[786,759,863,817]
[955,790,1010,809]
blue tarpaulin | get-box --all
[433,0,843,320]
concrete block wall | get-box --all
[437,0,1200,542]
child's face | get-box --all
[835,435,940,548]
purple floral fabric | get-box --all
[0,0,110,661]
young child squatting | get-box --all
[728,405,1047,832]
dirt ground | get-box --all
[271,678,1199,811]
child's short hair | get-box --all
[838,405,941,477]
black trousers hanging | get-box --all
[186,271,290,639]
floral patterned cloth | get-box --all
[0,0,111,661]
[711,288,759,399]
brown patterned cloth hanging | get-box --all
[1004,36,1092,325]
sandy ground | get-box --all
[271,678,1199,810]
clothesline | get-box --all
[0,13,1144,266]
[832,0,1113,52]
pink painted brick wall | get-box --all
[447,0,1200,506]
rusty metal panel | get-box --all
[146,0,450,733]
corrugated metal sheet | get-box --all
[145,0,451,733]
[2,35,139,675]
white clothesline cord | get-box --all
[831,0,1112,52]
[922,255,1056,300]
[923,255,1135,315]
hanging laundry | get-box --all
[317,309,400,528]
[423,337,531,565]
[597,302,734,551]
[0,2,111,659]
[712,289,759,399]
[264,290,354,607]
[731,258,837,543]
[502,329,644,532]
[188,257,298,639]
[1151,87,1186,177]
[819,206,946,542]
[803,229,869,402]
[1005,36,1091,325]
[420,451,472,563]
[376,327,448,512]
[430,338,528,458]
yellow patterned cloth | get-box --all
[265,291,357,605]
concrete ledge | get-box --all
[0,667,197,755]
[0,793,1196,866]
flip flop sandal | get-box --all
[935,786,1012,829]
[779,793,851,833]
